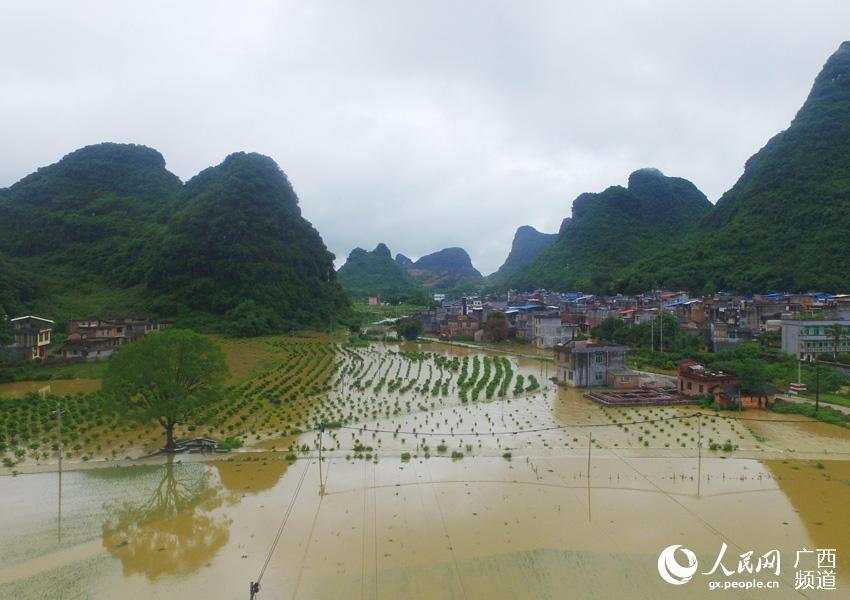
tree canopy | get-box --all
[507,168,711,292]
[0,144,353,332]
[103,329,228,450]
[337,243,426,301]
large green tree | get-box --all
[103,329,228,450]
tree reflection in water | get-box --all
[102,458,231,581]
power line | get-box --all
[252,458,311,597]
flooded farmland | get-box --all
[0,378,101,398]
[1,340,849,598]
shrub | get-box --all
[218,436,243,450]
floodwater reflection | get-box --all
[213,454,291,495]
[101,458,231,581]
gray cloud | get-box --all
[1,1,848,274]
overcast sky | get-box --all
[2,1,848,274]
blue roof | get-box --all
[504,304,556,314]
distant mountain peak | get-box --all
[505,168,710,292]
[404,247,483,291]
[489,225,557,283]
[373,243,392,259]
[338,243,421,298]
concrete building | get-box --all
[780,319,850,360]
[677,359,737,397]
[554,340,630,387]
[9,316,54,360]
[531,313,578,349]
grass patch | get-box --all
[771,401,850,429]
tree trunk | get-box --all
[165,422,176,451]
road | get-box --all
[775,393,850,415]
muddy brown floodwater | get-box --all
[1,342,848,599]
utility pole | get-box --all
[586,432,592,522]
[651,313,655,353]
[318,422,325,496]
[659,309,664,353]
[49,389,63,543]
[696,413,702,497]
[815,364,820,413]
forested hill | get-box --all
[337,243,425,300]
[488,225,557,285]
[507,168,711,291]
[0,144,352,333]
[146,152,351,333]
[613,40,850,294]
[404,247,484,291]
[395,253,414,268]
[0,143,182,286]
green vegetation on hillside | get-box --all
[503,42,850,295]
[0,145,352,334]
[147,152,351,333]
[613,42,850,294]
[405,247,484,292]
[337,243,427,301]
[509,168,712,292]
[488,225,557,285]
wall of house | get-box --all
[781,320,850,360]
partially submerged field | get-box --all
[1,335,849,598]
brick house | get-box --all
[676,359,737,396]
[59,317,173,362]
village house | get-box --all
[8,316,54,360]
[554,340,633,388]
[780,318,850,360]
[439,313,481,339]
[711,384,776,410]
[531,312,578,349]
[505,303,551,340]
[59,317,173,362]
[676,359,737,397]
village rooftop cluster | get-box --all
[386,289,850,407]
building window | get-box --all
[596,353,604,363]
[687,382,692,390]
[568,371,573,381]
[595,372,603,381]
[699,384,704,393]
